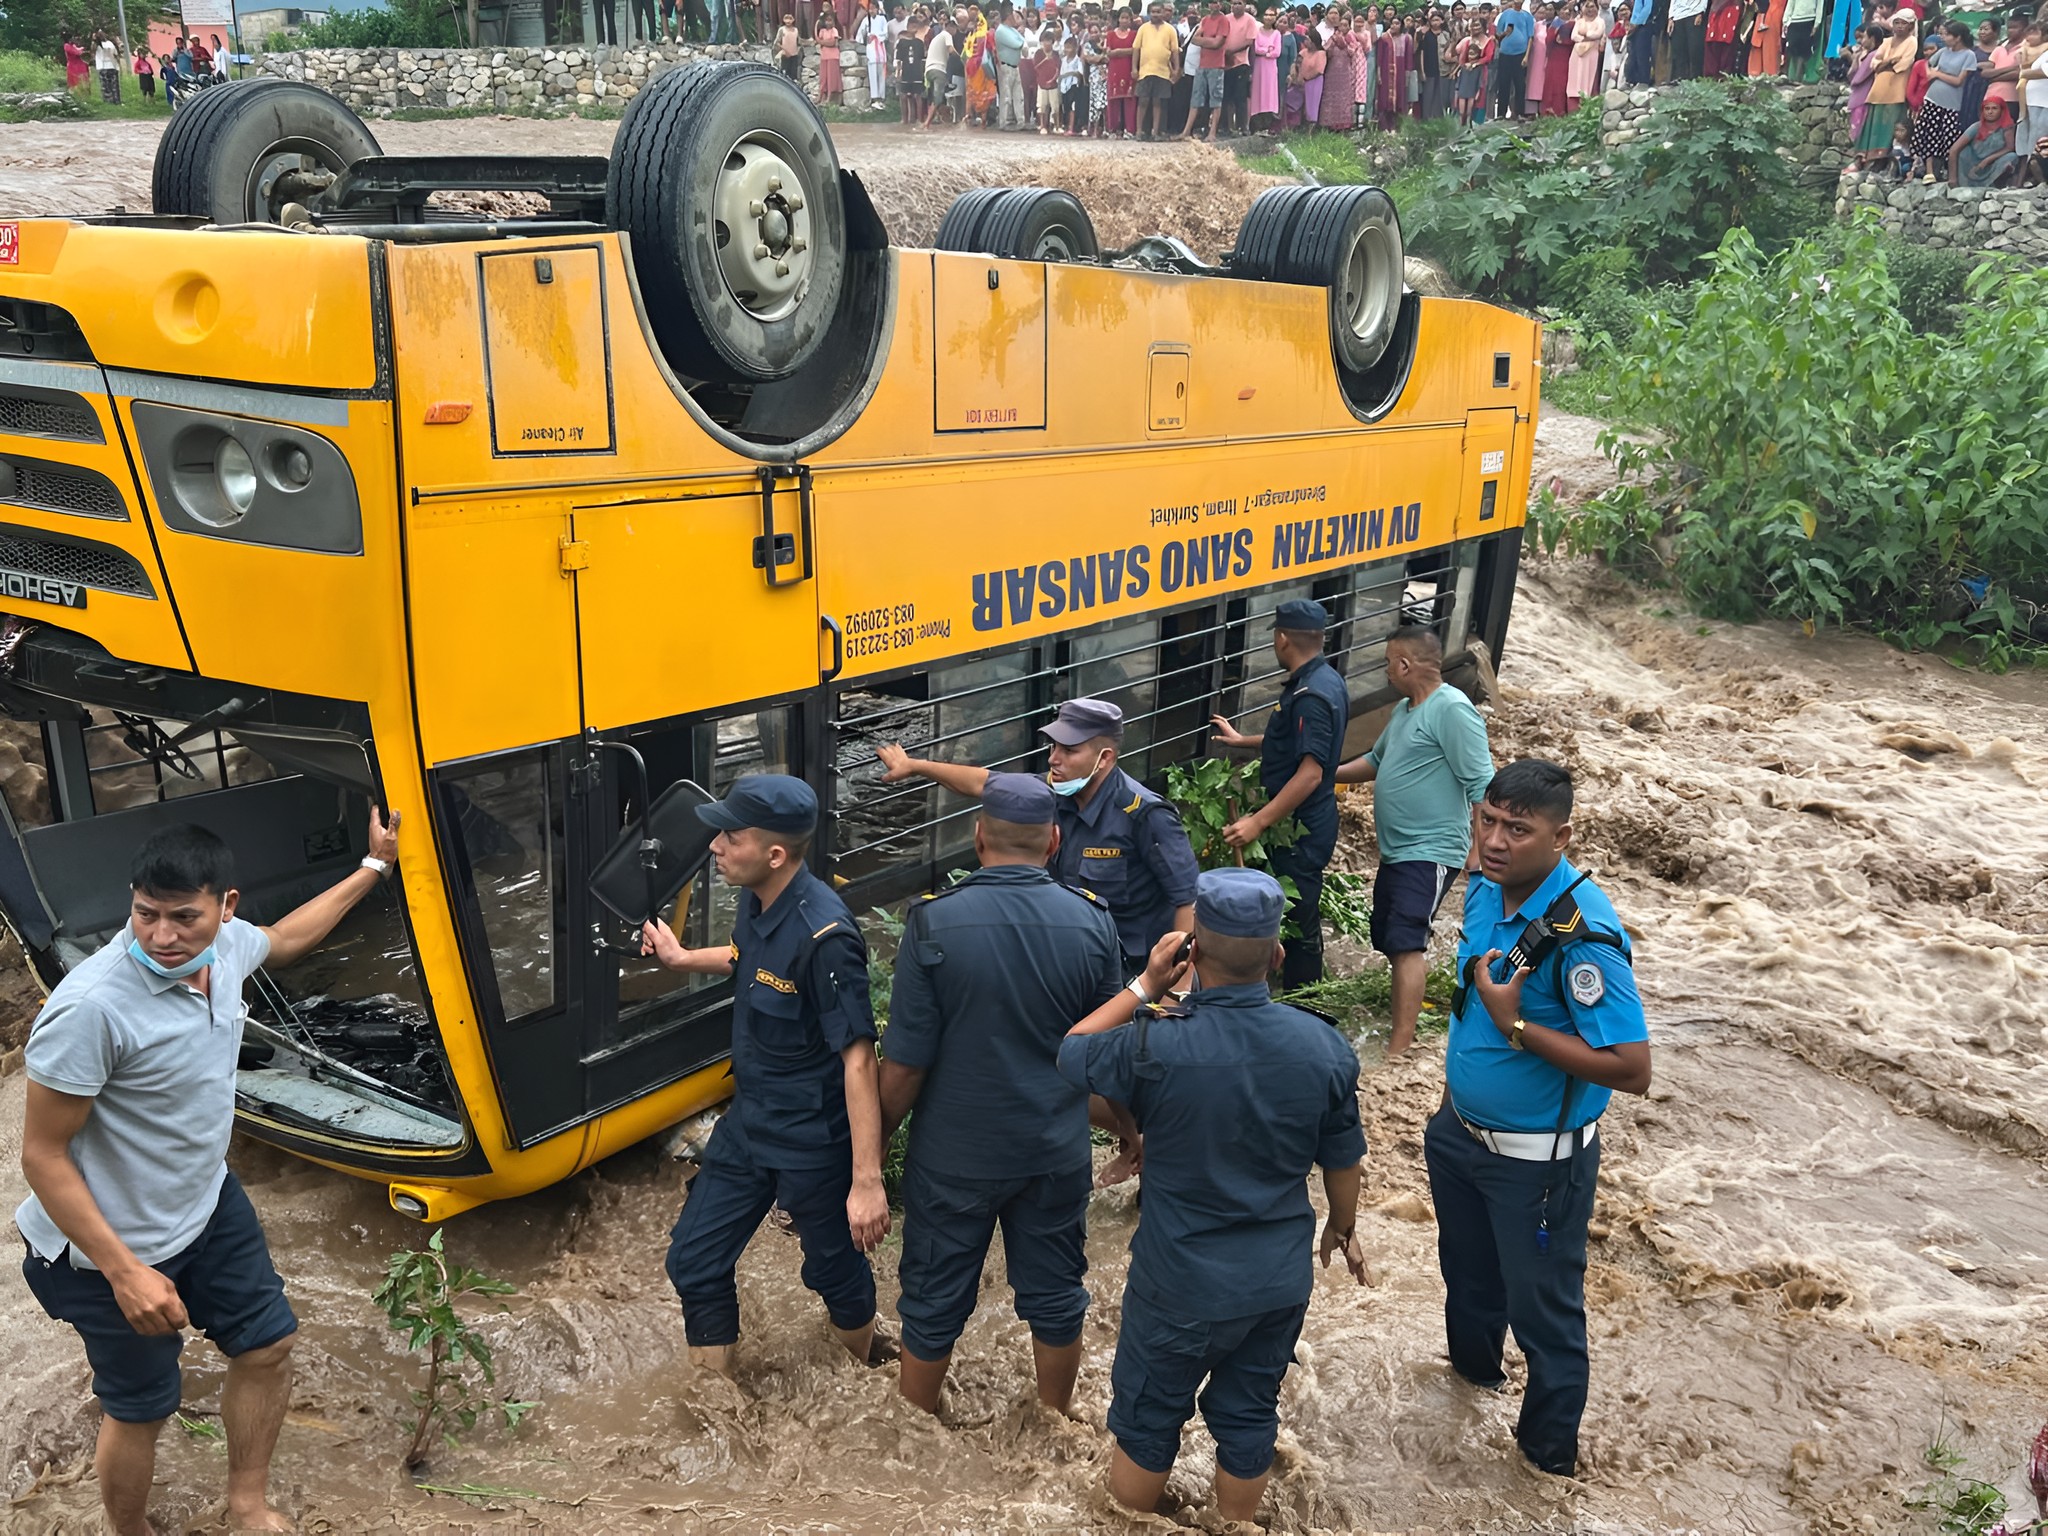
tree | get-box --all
[0,0,178,58]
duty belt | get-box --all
[1456,1112,1598,1161]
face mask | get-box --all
[128,937,217,980]
[1048,750,1106,797]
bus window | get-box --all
[443,750,563,1024]
[1071,617,1159,778]
[608,707,795,1033]
[1233,582,1320,719]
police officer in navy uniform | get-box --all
[1428,758,1651,1477]
[1058,868,1370,1525]
[639,775,891,1378]
[877,773,1125,1416]
[876,697,1200,968]
[1210,598,1352,989]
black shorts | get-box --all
[1136,73,1173,100]
[1369,860,1462,956]
[1783,18,1816,54]
[21,1172,295,1423]
[1225,62,1252,102]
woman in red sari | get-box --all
[1375,14,1410,129]
[1542,2,1573,111]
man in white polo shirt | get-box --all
[19,814,400,1536]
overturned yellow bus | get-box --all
[0,65,1537,1219]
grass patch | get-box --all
[1239,133,1375,184]
[1285,963,1456,1042]
[1905,1423,2011,1535]
[0,59,173,122]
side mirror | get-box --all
[588,778,717,926]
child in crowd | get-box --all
[897,12,929,123]
[778,12,804,79]
[818,8,844,102]
[1085,19,1109,134]
[1059,31,1088,129]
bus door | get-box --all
[1457,408,1519,541]
[568,469,825,733]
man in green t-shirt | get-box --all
[1335,628,1494,1055]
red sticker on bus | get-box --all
[0,224,17,265]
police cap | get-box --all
[982,772,1057,826]
[1195,867,1286,939]
[1273,598,1329,635]
[695,773,819,834]
[1039,697,1125,746]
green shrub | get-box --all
[1815,223,1982,334]
[1558,212,2048,663]
[0,49,60,92]
[1402,80,1813,307]
[285,0,464,50]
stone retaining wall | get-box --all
[256,41,874,114]
[1598,80,1852,187]
[1835,173,2048,260]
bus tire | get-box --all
[1283,185,1404,373]
[933,187,1009,252]
[152,79,381,224]
[1229,184,1315,278]
[977,189,1099,262]
[608,62,847,385]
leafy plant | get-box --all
[1320,871,1373,947]
[1400,80,1807,307]
[1907,1425,2013,1535]
[282,0,465,50]
[1284,964,1457,1039]
[1553,212,2048,664]
[373,1229,535,1470]
[1165,757,1301,872]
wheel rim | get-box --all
[1031,223,1082,261]
[243,135,354,223]
[1340,216,1400,358]
[710,130,816,323]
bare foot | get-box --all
[226,1506,295,1533]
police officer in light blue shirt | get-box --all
[640,774,892,1379]
[1211,597,1352,989]
[1427,758,1651,1478]
[1059,868,1369,1526]
[878,773,1124,1416]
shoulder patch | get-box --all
[1075,887,1104,905]
[1123,790,1144,815]
[1567,961,1606,1006]
[811,920,844,940]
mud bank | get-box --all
[0,424,2043,1528]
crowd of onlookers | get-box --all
[57,28,233,109]
[786,0,2048,175]
[1839,4,2047,186]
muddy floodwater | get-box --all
[0,409,2040,1534]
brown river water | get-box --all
[0,410,2041,1534]
[0,112,2045,1531]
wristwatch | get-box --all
[360,856,392,877]
[1126,977,1154,1005]
[1509,1018,1528,1051]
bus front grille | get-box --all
[0,523,154,597]
[0,387,102,445]
[0,454,126,520]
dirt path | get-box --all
[0,410,2041,1535]
[0,115,1279,257]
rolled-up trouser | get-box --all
[665,1127,875,1348]
[895,1158,1091,1360]
[1108,1283,1308,1481]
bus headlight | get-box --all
[131,403,362,555]
[215,438,258,518]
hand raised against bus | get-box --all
[875,743,920,782]
[641,917,688,970]
[847,1173,890,1253]
[1210,713,1256,749]
[110,1263,189,1336]
[366,805,401,864]
[1472,947,1530,1035]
